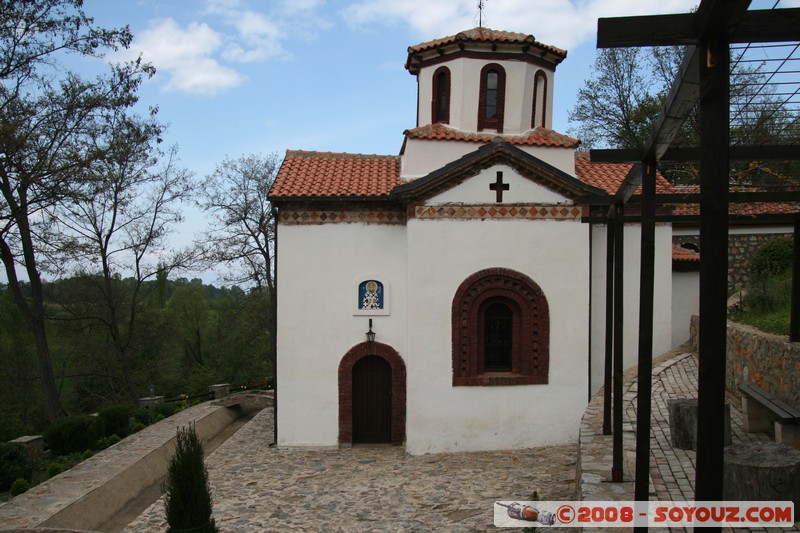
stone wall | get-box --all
[690,315,800,408]
[674,232,790,292]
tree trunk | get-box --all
[0,238,65,420]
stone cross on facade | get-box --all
[489,171,509,202]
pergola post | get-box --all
[603,208,615,435]
[791,214,800,343]
[695,33,731,508]
[634,158,657,514]
[612,201,625,482]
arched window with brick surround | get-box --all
[478,63,506,132]
[452,268,549,386]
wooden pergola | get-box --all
[584,1,800,529]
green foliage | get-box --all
[131,421,146,433]
[44,452,84,480]
[733,238,794,334]
[44,415,104,456]
[10,477,30,496]
[46,462,63,479]
[99,404,130,438]
[133,407,154,426]
[749,237,793,279]
[156,402,178,418]
[97,434,121,450]
[163,425,217,533]
[82,449,94,460]
[0,443,33,491]
[1,277,274,442]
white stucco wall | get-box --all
[405,216,590,454]
[672,270,699,347]
[276,222,407,447]
[401,138,576,180]
[589,223,673,396]
[416,57,555,133]
[430,164,573,205]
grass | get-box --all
[730,300,791,336]
[729,271,792,336]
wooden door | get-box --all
[352,355,392,443]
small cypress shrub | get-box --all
[0,443,33,491]
[162,424,217,533]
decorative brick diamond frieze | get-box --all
[280,209,406,225]
[414,203,585,220]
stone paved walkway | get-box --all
[125,408,579,532]
[580,348,799,533]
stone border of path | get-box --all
[0,401,247,532]
[576,348,692,503]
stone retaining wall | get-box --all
[0,402,241,532]
[690,315,800,408]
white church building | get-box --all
[268,28,676,455]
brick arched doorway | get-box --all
[338,341,406,446]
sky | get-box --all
[66,0,794,284]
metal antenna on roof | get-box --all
[475,0,488,28]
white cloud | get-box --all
[117,0,323,96]
[128,18,242,95]
[204,0,291,62]
[342,0,699,50]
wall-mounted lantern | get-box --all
[366,319,376,343]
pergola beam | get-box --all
[597,8,800,48]
[592,144,800,163]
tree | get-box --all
[198,154,279,389]
[0,0,153,419]
[168,283,210,368]
[51,132,194,404]
[568,47,663,150]
[198,154,279,293]
[163,424,217,533]
[569,45,799,185]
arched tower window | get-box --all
[478,63,506,132]
[531,70,548,129]
[431,66,450,124]
[452,268,549,386]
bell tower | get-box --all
[405,28,567,135]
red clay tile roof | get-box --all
[405,124,579,148]
[573,151,674,195]
[269,150,401,200]
[673,244,700,262]
[407,27,566,58]
[669,185,800,216]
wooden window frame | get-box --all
[478,63,506,132]
[431,66,451,124]
[531,69,548,129]
[452,268,549,386]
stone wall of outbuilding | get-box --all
[690,315,800,409]
[674,232,791,292]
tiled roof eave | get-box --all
[270,195,400,204]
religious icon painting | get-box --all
[354,277,390,315]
